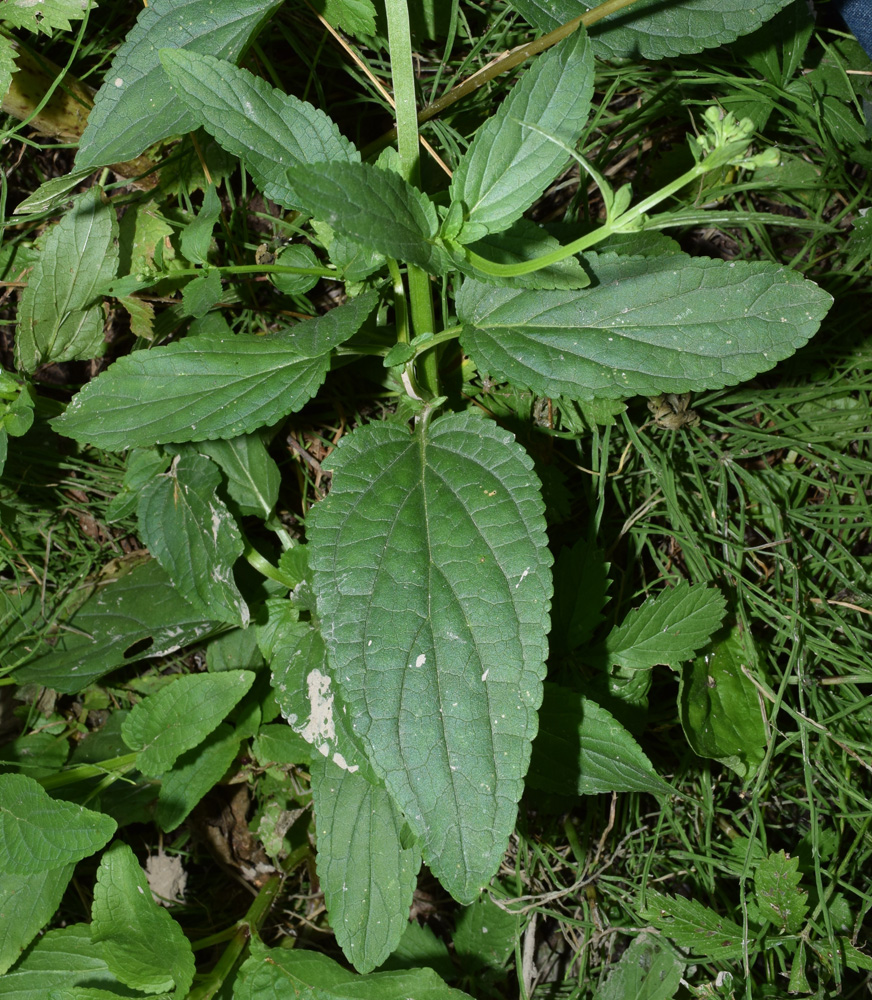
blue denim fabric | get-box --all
[835,0,872,58]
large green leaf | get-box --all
[15,188,118,372]
[639,890,745,960]
[287,161,445,273]
[592,934,684,1000]
[54,292,377,451]
[160,50,358,210]
[0,775,116,876]
[0,924,122,996]
[137,452,248,627]
[457,254,832,399]
[311,757,420,973]
[236,940,474,1000]
[75,0,283,169]
[507,0,794,61]
[197,433,280,520]
[449,27,593,242]
[91,842,195,995]
[309,411,552,903]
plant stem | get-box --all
[186,873,283,1000]
[374,0,652,149]
[383,0,437,395]
[465,159,710,278]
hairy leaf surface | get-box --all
[54,293,377,450]
[160,50,358,209]
[457,254,832,399]
[92,842,194,995]
[312,757,420,973]
[16,188,118,372]
[75,0,283,169]
[0,775,116,876]
[449,28,593,241]
[288,161,445,273]
[137,452,248,627]
[508,0,794,61]
[309,411,552,903]
[121,670,254,776]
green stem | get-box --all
[465,159,709,278]
[383,0,437,394]
[38,753,139,790]
[186,874,283,1000]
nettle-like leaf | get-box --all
[12,558,222,695]
[0,862,76,976]
[91,842,195,995]
[75,0,283,169]
[449,27,594,242]
[309,410,552,903]
[312,756,421,973]
[508,0,794,61]
[457,253,833,399]
[288,161,445,273]
[592,933,685,1000]
[754,850,808,934]
[16,188,119,373]
[54,292,377,451]
[155,723,241,832]
[679,624,768,779]
[237,939,474,1000]
[601,581,727,670]
[0,774,116,876]
[316,0,377,36]
[160,49,358,210]
[136,451,249,627]
[121,670,254,776]
[640,889,745,960]
[1,924,121,995]
[528,683,672,797]
[1,0,94,35]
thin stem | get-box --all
[465,160,709,278]
[186,874,283,1000]
[383,0,437,393]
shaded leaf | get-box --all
[198,433,280,520]
[0,924,121,996]
[16,188,118,372]
[309,411,552,903]
[528,683,672,797]
[136,452,248,626]
[592,933,684,1000]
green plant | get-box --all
[4,0,868,996]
